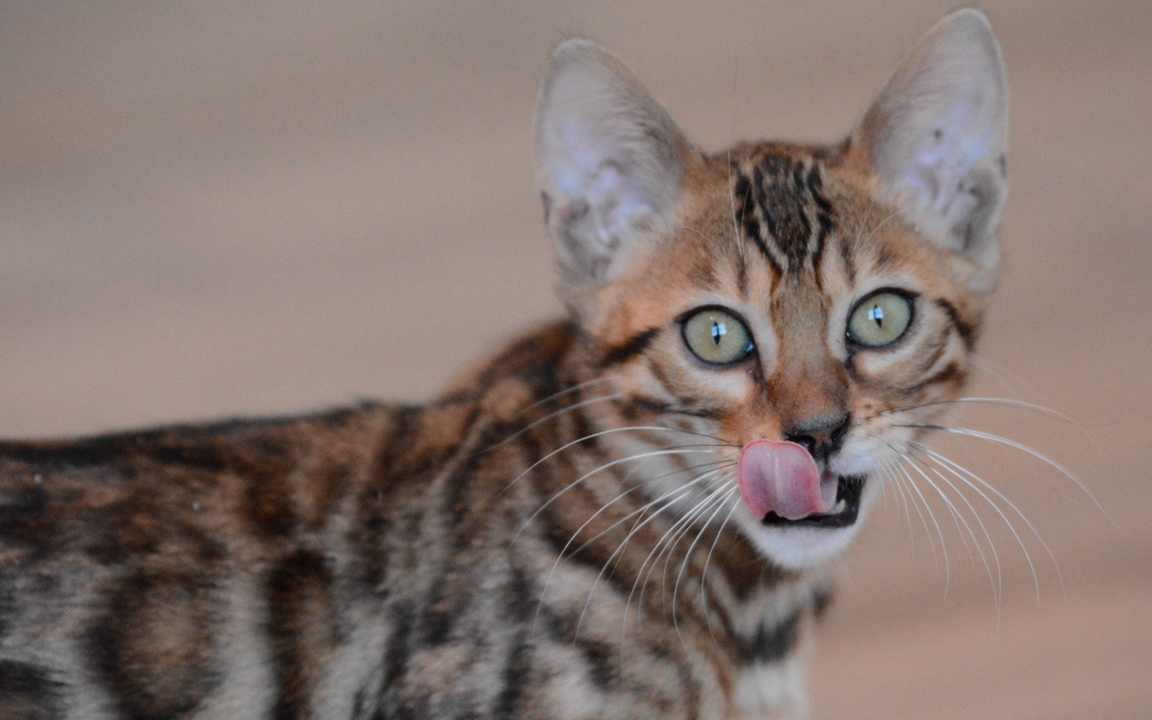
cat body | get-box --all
[0,10,1008,720]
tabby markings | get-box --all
[733,154,837,281]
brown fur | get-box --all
[0,11,1007,719]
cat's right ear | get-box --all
[535,40,695,284]
[855,10,1008,279]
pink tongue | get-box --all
[737,440,837,521]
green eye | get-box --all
[847,291,913,348]
[682,308,754,365]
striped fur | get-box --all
[0,11,1007,719]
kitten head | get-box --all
[535,10,1008,568]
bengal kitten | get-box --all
[0,10,1008,720]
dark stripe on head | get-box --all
[735,169,784,276]
[756,157,813,271]
[600,327,660,367]
[934,299,976,351]
[735,246,748,296]
[734,154,836,278]
[631,395,720,421]
[805,166,834,278]
[838,237,856,284]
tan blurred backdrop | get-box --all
[1,1,1149,717]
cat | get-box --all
[0,8,1008,720]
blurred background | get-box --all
[0,1,1148,717]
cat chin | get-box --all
[738,478,882,569]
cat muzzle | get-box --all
[737,440,864,529]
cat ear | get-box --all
[856,10,1008,274]
[535,40,695,283]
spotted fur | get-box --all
[0,10,1008,719]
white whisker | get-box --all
[895,424,1110,523]
[850,196,876,254]
[892,456,951,595]
[656,480,733,612]
[913,442,1063,601]
[901,451,990,601]
[879,456,916,551]
[484,392,624,452]
[905,448,1003,612]
[514,447,723,542]
[672,484,739,645]
[522,375,619,413]
[530,460,733,634]
[570,464,735,644]
[566,460,739,558]
[500,424,732,494]
[726,50,744,260]
[888,454,941,568]
[630,478,734,637]
[699,493,743,644]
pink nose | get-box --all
[737,440,837,521]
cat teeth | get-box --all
[830,498,847,515]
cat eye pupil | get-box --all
[682,309,752,365]
[848,291,913,348]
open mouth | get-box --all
[761,475,865,529]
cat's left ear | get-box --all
[856,9,1008,275]
[535,40,696,284]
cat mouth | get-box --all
[760,474,865,529]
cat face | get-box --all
[536,11,1007,568]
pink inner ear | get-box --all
[737,440,835,521]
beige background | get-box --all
[1,1,1149,717]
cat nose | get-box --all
[783,413,850,462]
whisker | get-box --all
[522,375,619,413]
[905,447,1003,611]
[482,392,624,453]
[725,49,743,260]
[893,424,1111,523]
[971,356,1048,406]
[567,460,739,557]
[879,397,1081,427]
[630,478,734,638]
[879,397,1102,456]
[891,454,951,595]
[500,424,733,494]
[699,492,743,643]
[913,442,1064,601]
[570,465,734,644]
[513,447,724,542]
[850,196,876,254]
[853,200,908,254]
[900,448,989,602]
[879,456,916,551]
[656,480,732,613]
[888,454,941,568]
[530,459,733,634]
[673,485,739,645]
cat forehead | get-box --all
[665,142,930,291]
